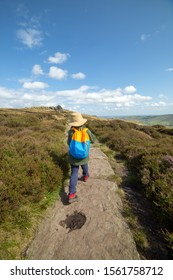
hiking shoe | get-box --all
[78,175,89,182]
[68,193,78,203]
[83,175,89,182]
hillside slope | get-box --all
[0,108,172,259]
[118,114,173,126]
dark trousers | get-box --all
[69,164,88,194]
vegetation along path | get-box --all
[26,145,139,260]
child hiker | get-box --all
[67,112,95,203]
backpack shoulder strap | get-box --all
[82,127,90,141]
[71,127,77,132]
[82,127,88,132]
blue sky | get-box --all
[0,0,173,116]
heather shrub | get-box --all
[88,118,173,252]
[140,154,173,219]
[0,109,68,259]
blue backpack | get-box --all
[69,128,90,159]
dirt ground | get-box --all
[26,145,139,260]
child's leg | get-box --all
[69,165,79,194]
[81,163,89,177]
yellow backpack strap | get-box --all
[82,127,90,141]
[83,127,88,132]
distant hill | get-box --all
[113,114,173,127]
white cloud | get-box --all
[17,28,43,48]
[49,66,68,80]
[72,72,86,79]
[2,84,173,116]
[0,87,14,98]
[19,78,32,84]
[97,93,151,105]
[48,52,69,64]
[150,101,166,107]
[22,81,49,90]
[55,86,152,107]
[29,16,41,29]
[0,86,55,108]
[165,68,173,72]
[124,85,137,94]
[22,93,51,101]
[159,94,167,99]
[140,33,151,41]
[16,3,28,19]
[32,64,44,75]
[79,85,92,91]
[16,3,43,49]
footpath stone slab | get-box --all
[26,146,140,260]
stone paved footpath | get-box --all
[26,145,140,260]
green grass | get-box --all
[122,204,149,251]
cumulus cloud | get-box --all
[124,85,137,94]
[72,72,86,79]
[22,93,52,102]
[32,64,44,75]
[3,84,173,116]
[22,81,49,89]
[0,87,14,99]
[0,86,54,108]
[55,85,152,107]
[48,52,69,64]
[49,66,68,80]
[150,101,166,107]
[17,28,43,48]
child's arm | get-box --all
[87,130,96,144]
[67,129,73,145]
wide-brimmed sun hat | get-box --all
[69,112,87,127]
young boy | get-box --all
[67,112,95,203]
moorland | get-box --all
[0,108,172,259]
[114,114,173,126]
